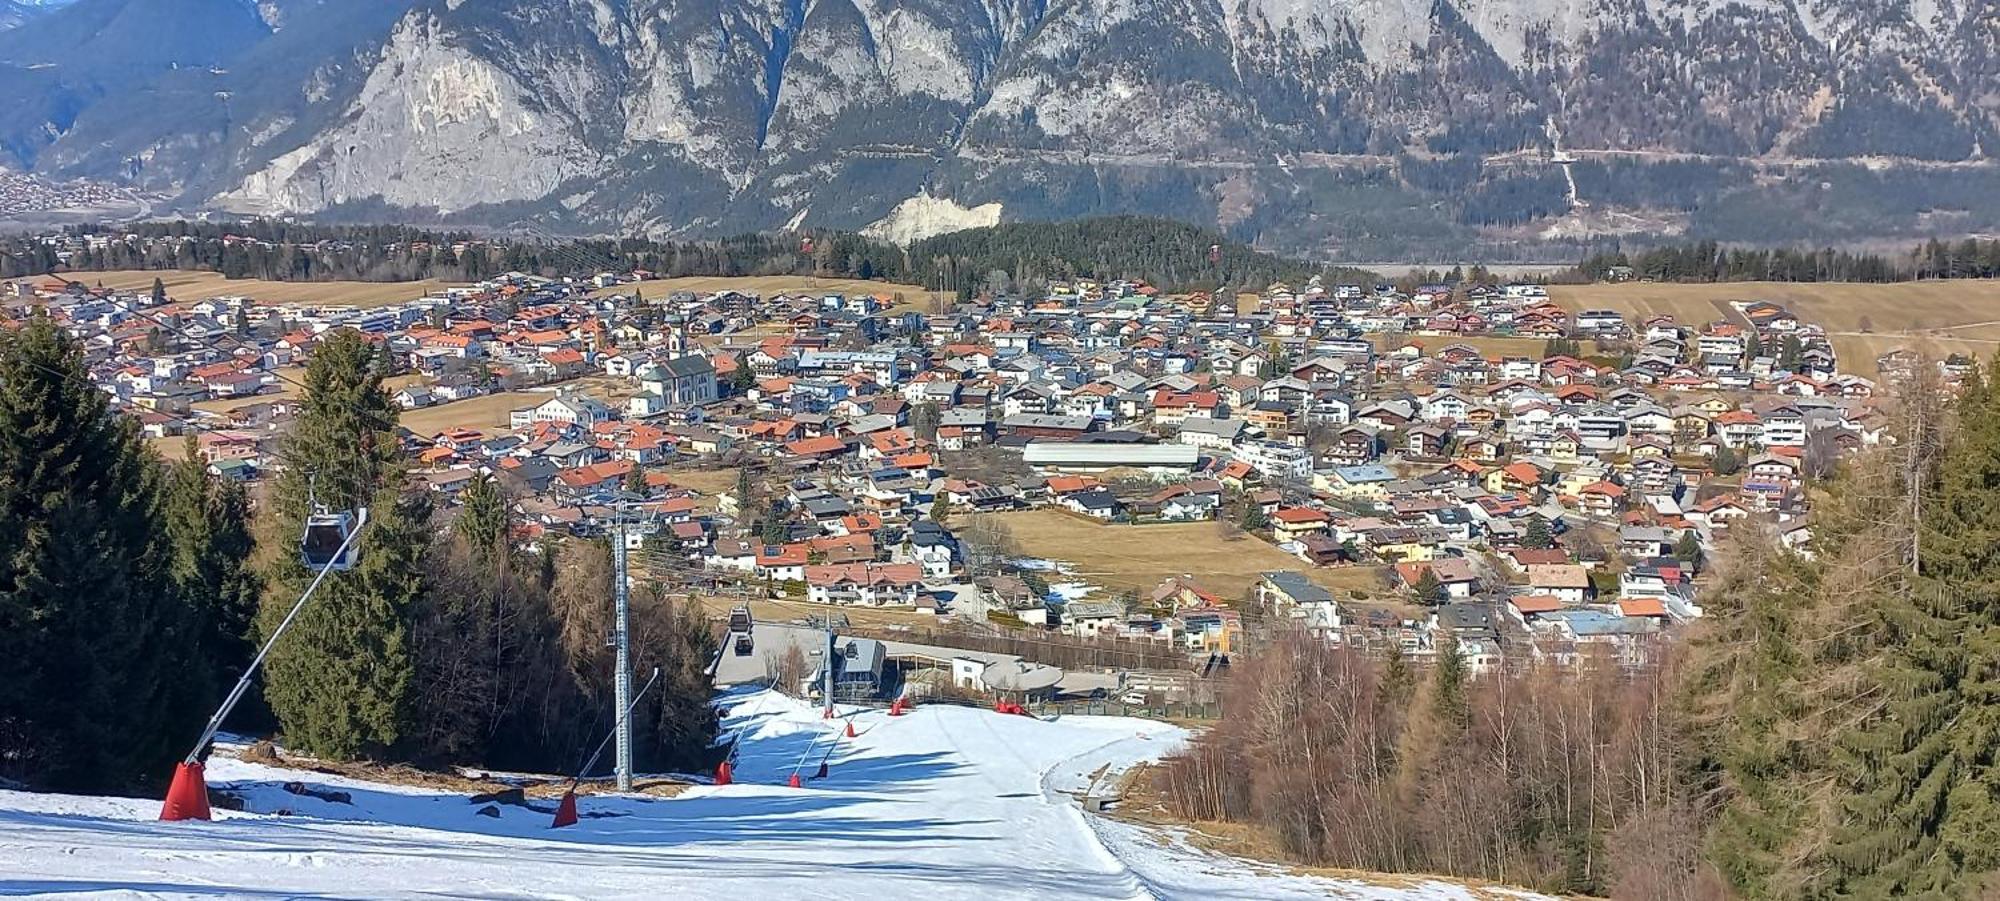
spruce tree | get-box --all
[1413,568,1445,605]
[162,436,261,700]
[0,317,195,790]
[1523,514,1553,549]
[259,329,425,760]
[1430,639,1469,731]
[455,471,509,563]
[1811,361,2000,895]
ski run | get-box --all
[0,691,1550,900]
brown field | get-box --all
[397,391,549,434]
[187,370,427,414]
[1369,333,1600,359]
[147,435,195,461]
[982,508,1388,601]
[593,275,951,313]
[79,270,459,308]
[662,466,740,498]
[1550,279,2000,368]
[681,593,940,630]
[396,378,629,434]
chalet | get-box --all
[804,563,924,607]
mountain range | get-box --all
[2,0,1998,259]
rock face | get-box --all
[5,0,2000,256]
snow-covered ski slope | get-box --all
[0,691,1550,900]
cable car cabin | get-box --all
[728,605,754,633]
[733,634,754,657]
[300,512,359,573]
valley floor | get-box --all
[0,692,1547,900]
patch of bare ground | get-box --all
[1108,764,1569,900]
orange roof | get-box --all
[1618,598,1668,618]
[1509,595,1565,614]
[840,513,884,534]
[1045,475,1099,494]
[785,435,846,456]
[1272,507,1328,524]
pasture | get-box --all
[1549,280,2000,368]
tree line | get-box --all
[0,215,1356,295]
[0,326,718,793]
[1159,360,2000,897]
[1568,237,2000,284]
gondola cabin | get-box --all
[301,512,360,573]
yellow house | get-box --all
[1555,467,1609,497]
[1630,440,1670,462]
[1694,395,1732,417]
[1549,433,1582,465]
[1374,538,1438,562]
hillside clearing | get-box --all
[73,270,460,308]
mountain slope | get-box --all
[6,0,2000,257]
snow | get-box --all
[0,691,1551,899]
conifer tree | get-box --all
[1413,568,1445,605]
[1809,360,2000,895]
[162,436,261,698]
[0,317,195,790]
[761,501,789,545]
[455,471,508,564]
[259,329,425,760]
[1523,514,1553,549]
[1430,639,1469,731]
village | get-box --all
[7,237,1907,708]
